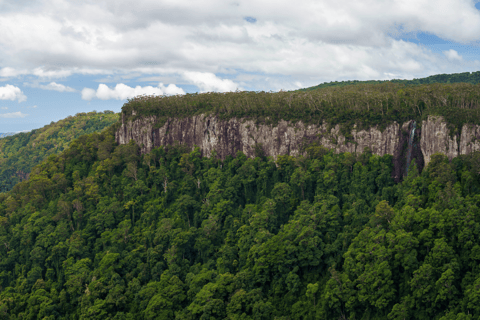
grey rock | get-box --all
[420,115,459,165]
[115,111,480,173]
[116,112,402,159]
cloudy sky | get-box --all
[1,0,480,132]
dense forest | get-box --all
[0,121,480,319]
[300,71,480,91]
[0,111,118,192]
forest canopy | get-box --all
[0,123,480,319]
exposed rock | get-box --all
[460,123,480,155]
[115,111,480,176]
[116,112,404,160]
[420,115,459,165]
[116,114,156,152]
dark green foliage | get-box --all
[0,111,118,192]
[1,123,480,319]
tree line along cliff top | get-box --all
[120,79,480,138]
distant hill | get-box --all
[0,132,19,139]
[300,71,480,91]
[0,110,118,192]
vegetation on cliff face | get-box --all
[1,123,480,319]
[0,111,118,193]
[120,82,480,138]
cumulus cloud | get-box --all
[37,82,76,92]
[0,0,479,89]
[0,67,28,77]
[0,84,27,102]
[0,111,28,118]
[183,72,239,92]
[81,83,185,101]
[443,49,463,61]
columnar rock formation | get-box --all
[115,112,480,177]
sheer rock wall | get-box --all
[115,112,480,175]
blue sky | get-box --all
[1,0,480,132]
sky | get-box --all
[1,0,480,132]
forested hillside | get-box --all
[300,71,480,91]
[1,121,480,319]
[0,111,118,192]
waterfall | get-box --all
[406,121,416,175]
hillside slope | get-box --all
[0,111,118,192]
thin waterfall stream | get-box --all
[406,121,416,175]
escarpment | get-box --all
[115,113,480,174]
[115,112,402,158]
[115,111,480,179]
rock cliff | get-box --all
[115,112,480,178]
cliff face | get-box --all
[115,112,480,177]
[115,113,405,158]
[420,116,480,164]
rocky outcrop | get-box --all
[460,123,480,155]
[420,116,459,165]
[419,116,480,164]
[115,112,480,177]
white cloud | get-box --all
[443,49,463,61]
[183,72,239,92]
[0,0,479,89]
[37,82,76,92]
[81,82,185,101]
[0,107,7,110]
[81,88,97,100]
[32,68,73,79]
[0,111,28,118]
[0,67,28,77]
[0,84,27,102]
